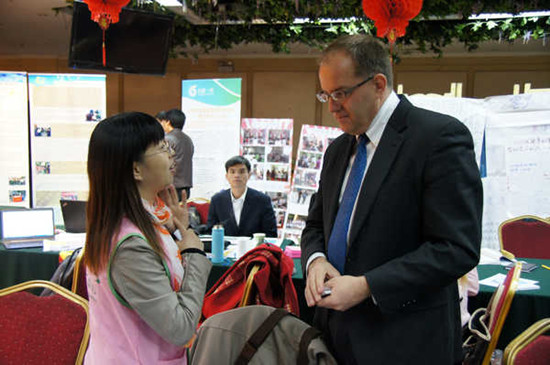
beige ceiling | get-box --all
[1,0,548,59]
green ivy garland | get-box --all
[55,1,550,60]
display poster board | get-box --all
[482,93,550,249]
[182,78,242,199]
[28,73,106,223]
[241,118,293,236]
[0,72,30,207]
[284,124,342,244]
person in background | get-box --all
[156,109,194,201]
[301,34,482,364]
[83,112,211,364]
[207,155,277,238]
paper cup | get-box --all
[237,238,249,258]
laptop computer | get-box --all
[0,208,55,249]
[60,200,87,233]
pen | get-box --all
[542,265,550,271]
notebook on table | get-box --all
[0,208,55,249]
[60,200,87,233]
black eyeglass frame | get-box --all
[316,75,374,103]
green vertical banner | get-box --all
[182,78,242,199]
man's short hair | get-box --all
[320,34,393,87]
[225,156,251,172]
[155,110,167,120]
[164,109,186,129]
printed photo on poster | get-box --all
[293,169,318,189]
[34,125,52,137]
[250,163,264,181]
[35,161,51,174]
[242,146,265,163]
[9,190,26,203]
[267,191,288,210]
[266,164,289,182]
[242,128,266,145]
[85,109,102,122]
[286,213,307,231]
[9,176,26,186]
[266,146,290,163]
[290,188,314,206]
[268,129,291,146]
[302,134,324,152]
[297,151,322,169]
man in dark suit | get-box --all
[301,35,482,364]
[207,156,277,237]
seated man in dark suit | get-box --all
[207,156,277,238]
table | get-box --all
[470,258,550,350]
[0,246,315,325]
[0,246,60,289]
[9,247,547,345]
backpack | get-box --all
[188,205,208,234]
[189,305,337,365]
[40,248,83,297]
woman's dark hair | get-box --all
[84,112,165,274]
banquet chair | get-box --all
[239,263,262,307]
[498,215,550,260]
[71,249,88,300]
[481,262,523,365]
[202,244,300,321]
[503,318,550,364]
[0,280,90,365]
[186,197,210,224]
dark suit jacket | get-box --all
[207,187,277,238]
[301,96,483,364]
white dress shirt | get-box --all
[231,187,248,226]
[306,91,400,272]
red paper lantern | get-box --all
[362,0,423,44]
[84,0,130,30]
[83,0,131,65]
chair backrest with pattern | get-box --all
[0,280,89,365]
[482,262,522,365]
[499,215,550,260]
[71,249,88,300]
[503,318,550,364]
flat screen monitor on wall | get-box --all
[68,1,174,75]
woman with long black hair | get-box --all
[83,112,211,364]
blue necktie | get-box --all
[327,134,368,274]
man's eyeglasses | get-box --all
[316,75,374,103]
[144,140,174,158]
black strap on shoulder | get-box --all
[235,308,289,365]
[297,326,321,364]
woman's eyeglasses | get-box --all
[144,140,174,158]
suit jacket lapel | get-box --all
[224,190,238,231]
[240,190,253,229]
[348,96,411,245]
